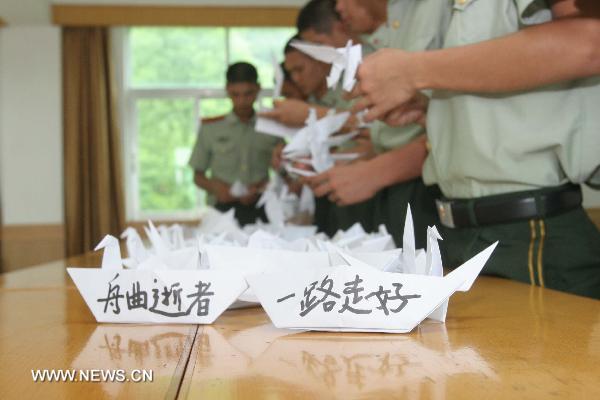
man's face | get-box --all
[300,22,351,48]
[336,0,380,34]
[284,50,329,97]
[281,80,306,100]
[226,82,259,116]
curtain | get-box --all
[0,192,3,272]
[63,27,125,257]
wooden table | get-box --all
[1,253,599,399]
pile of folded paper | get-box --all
[69,205,497,333]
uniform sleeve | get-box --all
[188,125,211,172]
[514,0,552,26]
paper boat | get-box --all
[247,242,497,333]
[68,235,247,324]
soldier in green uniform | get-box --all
[189,62,282,226]
[353,0,600,298]
[276,36,351,237]
[260,13,370,236]
[307,0,451,248]
[298,0,381,235]
[296,0,360,49]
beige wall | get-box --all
[0,26,63,225]
[0,26,64,272]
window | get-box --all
[117,26,295,220]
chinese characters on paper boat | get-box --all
[69,205,497,332]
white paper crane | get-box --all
[94,235,123,270]
[120,227,149,267]
[283,109,352,173]
[291,40,362,92]
[256,175,305,227]
[402,204,417,274]
[257,178,287,227]
[426,226,443,277]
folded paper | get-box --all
[291,40,362,92]
[69,235,247,324]
[247,242,497,333]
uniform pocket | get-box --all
[214,137,236,155]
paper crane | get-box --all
[283,109,352,173]
[257,178,287,227]
[120,227,149,267]
[291,40,362,91]
[94,235,123,270]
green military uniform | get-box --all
[423,0,600,298]
[189,112,282,226]
[308,85,352,112]
[363,0,452,247]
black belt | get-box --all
[436,184,582,229]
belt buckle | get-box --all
[436,199,455,228]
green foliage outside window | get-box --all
[129,27,295,215]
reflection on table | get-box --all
[1,253,600,400]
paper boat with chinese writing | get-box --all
[68,235,247,324]
[247,205,498,333]
[247,242,496,333]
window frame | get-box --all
[113,27,279,222]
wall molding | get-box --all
[52,5,299,27]
[127,219,201,233]
[1,224,65,273]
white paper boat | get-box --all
[68,235,247,324]
[247,242,497,333]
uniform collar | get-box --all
[226,111,256,125]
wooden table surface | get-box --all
[1,253,599,399]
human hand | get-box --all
[381,92,429,127]
[305,161,382,206]
[211,179,236,204]
[350,48,420,123]
[271,142,285,170]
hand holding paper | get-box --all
[210,178,236,204]
[230,180,250,198]
[350,48,423,124]
[307,160,383,206]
